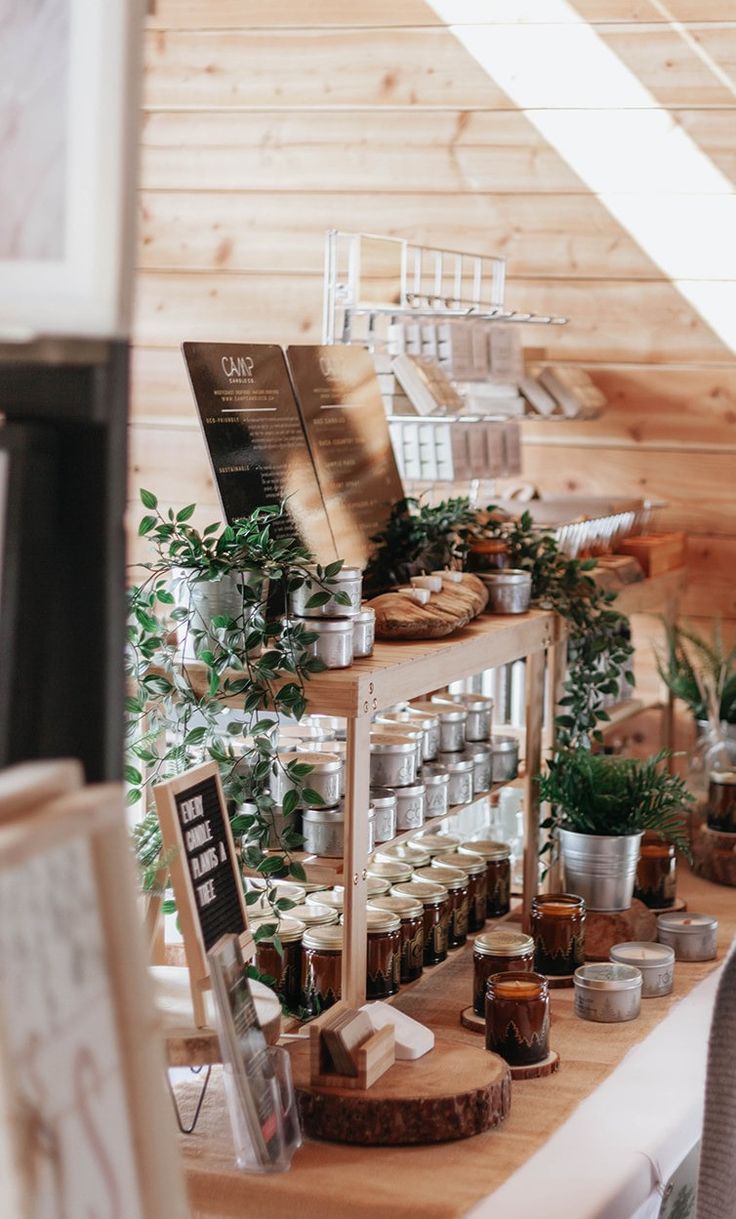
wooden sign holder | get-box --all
[0,769,188,1219]
[154,761,253,1029]
[309,1002,395,1091]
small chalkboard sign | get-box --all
[155,762,252,1027]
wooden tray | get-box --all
[288,1035,511,1145]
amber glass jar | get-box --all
[416,864,468,948]
[461,840,511,918]
[707,771,736,833]
[251,916,305,1012]
[392,879,450,966]
[301,924,343,1016]
[440,851,487,932]
[369,894,424,983]
[473,930,535,1016]
[468,538,509,572]
[531,894,586,981]
[366,908,401,998]
[634,833,677,909]
[485,972,550,1065]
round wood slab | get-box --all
[509,1050,560,1080]
[288,1036,511,1145]
[584,900,657,961]
[647,896,687,916]
[460,1005,486,1034]
[692,825,736,889]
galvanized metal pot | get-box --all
[558,828,643,912]
[172,569,265,661]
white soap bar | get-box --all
[360,1002,435,1060]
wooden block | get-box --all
[692,824,736,889]
[509,1050,560,1081]
[584,900,658,961]
[617,533,687,577]
[291,1036,511,1145]
[310,1007,395,1090]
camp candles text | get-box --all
[179,793,227,909]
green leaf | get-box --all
[140,488,158,509]
[288,860,307,883]
[176,503,196,523]
[138,515,158,536]
[124,765,142,785]
[305,590,331,609]
[185,727,207,746]
[126,788,142,806]
[282,789,299,817]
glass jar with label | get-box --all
[531,893,586,982]
[416,863,468,948]
[634,832,677,909]
[251,915,305,1012]
[473,930,535,1016]
[705,730,736,832]
[461,840,511,918]
[368,895,424,983]
[366,908,401,998]
[485,972,550,1065]
[392,878,450,966]
[440,850,487,931]
[301,924,343,1016]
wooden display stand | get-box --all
[584,900,658,961]
[290,1036,511,1145]
[310,1004,395,1090]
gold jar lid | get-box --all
[416,833,460,855]
[369,894,423,920]
[444,850,486,875]
[376,843,431,867]
[334,877,391,899]
[289,902,339,927]
[247,882,307,915]
[250,915,305,944]
[415,864,467,891]
[306,888,343,911]
[366,908,401,935]
[302,924,344,952]
[393,878,448,906]
[367,860,414,883]
[461,839,510,861]
[709,770,736,784]
[474,929,534,958]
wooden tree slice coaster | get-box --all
[288,1035,511,1145]
[584,900,657,961]
[460,1006,485,1033]
[508,1050,560,1081]
[692,825,736,889]
[545,975,574,989]
[647,896,687,916]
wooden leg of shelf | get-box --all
[342,714,371,1006]
[522,650,545,932]
[542,640,565,760]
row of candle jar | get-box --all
[283,564,375,669]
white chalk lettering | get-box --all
[180,794,204,825]
[196,878,217,908]
[185,820,213,852]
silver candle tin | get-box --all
[367,859,414,885]
[369,788,398,843]
[574,962,643,1023]
[296,616,354,669]
[490,734,520,783]
[372,722,424,770]
[481,569,532,615]
[302,806,345,858]
[288,565,363,618]
[438,693,493,742]
[352,607,376,658]
[269,751,343,808]
[377,712,436,763]
[421,767,450,817]
[610,941,675,997]
[436,755,474,805]
[394,783,426,831]
[462,743,493,794]
[301,738,347,795]
[369,734,418,788]
[657,912,718,961]
[416,833,460,857]
[432,704,467,754]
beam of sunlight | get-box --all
[427,0,736,352]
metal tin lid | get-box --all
[354,607,376,624]
[449,850,488,875]
[305,888,343,911]
[461,839,510,861]
[368,894,423,919]
[292,616,354,633]
[462,743,493,760]
[394,783,427,800]
[392,708,439,727]
[415,833,460,854]
[250,915,305,944]
[369,734,417,754]
[376,843,431,867]
[479,569,531,586]
[279,722,333,742]
[367,859,414,883]
[491,734,519,754]
[415,864,466,890]
[334,877,391,899]
[393,878,448,906]
[302,924,344,951]
[474,929,534,958]
[657,912,718,934]
[433,705,467,723]
[421,766,450,787]
[574,963,642,992]
[366,908,401,935]
[276,750,342,773]
[303,805,345,824]
[304,564,362,584]
[441,757,474,774]
[409,699,450,716]
[290,902,339,927]
[373,722,423,742]
[610,941,675,969]
[369,787,398,809]
[441,693,494,713]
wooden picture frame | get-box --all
[155,761,253,1028]
[0,777,188,1219]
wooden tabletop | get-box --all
[178,865,731,1219]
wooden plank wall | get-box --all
[132,1,736,658]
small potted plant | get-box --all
[538,749,693,911]
[657,622,736,738]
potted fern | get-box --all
[657,622,736,735]
[538,750,693,911]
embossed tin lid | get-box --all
[302,924,344,952]
[415,864,466,891]
[421,766,450,787]
[369,734,417,754]
[574,963,642,992]
[367,860,413,883]
[393,878,448,906]
[474,929,534,958]
[376,843,431,867]
[415,832,459,854]
[440,693,494,712]
[368,894,423,919]
[369,787,398,809]
[290,902,339,927]
[490,734,519,753]
[366,908,401,935]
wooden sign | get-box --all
[287,344,404,569]
[182,341,337,563]
[0,775,188,1219]
[155,761,252,1026]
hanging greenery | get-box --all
[364,496,478,595]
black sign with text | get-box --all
[173,774,245,952]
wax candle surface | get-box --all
[494,980,540,999]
